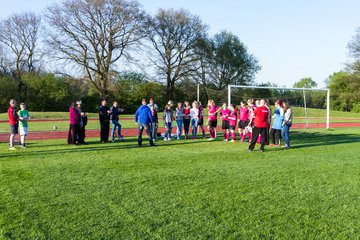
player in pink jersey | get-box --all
[238,101,250,142]
[207,99,220,140]
[247,99,255,142]
[220,103,230,141]
[228,104,238,142]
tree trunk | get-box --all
[166,74,174,101]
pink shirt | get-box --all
[220,108,230,121]
[228,111,237,126]
[239,107,249,121]
[208,105,219,121]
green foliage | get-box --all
[1,129,360,238]
[112,73,167,112]
[0,76,21,112]
[293,77,318,88]
[22,73,72,111]
[199,31,261,90]
[328,71,360,112]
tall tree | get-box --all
[0,12,41,90]
[146,8,207,100]
[347,27,360,73]
[293,77,317,88]
[206,31,261,90]
[45,0,147,98]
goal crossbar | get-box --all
[227,85,330,129]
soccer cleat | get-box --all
[9,147,16,150]
[167,138,172,141]
[164,138,168,141]
[20,145,27,148]
[260,149,265,152]
[230,140,235,143]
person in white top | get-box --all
[282,102,293,148]
[190,101,199,139]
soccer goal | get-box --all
[228,85,330,129]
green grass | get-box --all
[1,128,360,239]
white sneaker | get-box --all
[9,147,16,150]
[164,138,168,141]
[167,138,172,141]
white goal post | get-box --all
[227,85,331,129]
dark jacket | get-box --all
[110,106,122,121]
[99,105,110,123]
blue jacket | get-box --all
[134,105,154,124]
[272,107,284,130]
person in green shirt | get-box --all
[18,103,31,148]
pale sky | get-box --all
[1,0,359,88]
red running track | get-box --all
[1,122,360,142]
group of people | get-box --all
[133,97,293,151]
[7,99,30,150]
[6,96,293,152]
[68,99,124,145]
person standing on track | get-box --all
[8,99,20,150]
[134,98,155,147]
[248,99,269,152]
[99,99,112,143]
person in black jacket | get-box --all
[99,99,112,143]
[77,100,87,143]
[110,101,124,142]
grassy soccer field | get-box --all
[1,128,360,239]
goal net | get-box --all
[227,85,330,129]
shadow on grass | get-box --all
[281,130,360,150]
[2,131,360,158]
[0,138,206,158]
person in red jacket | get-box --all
[8,99,20,150]
[248,99,269,152]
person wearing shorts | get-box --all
[228,104,238,142]
[8,99,19,150]
[207,99,219,140]
[18,103,30,148]
[220,103,230,141]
